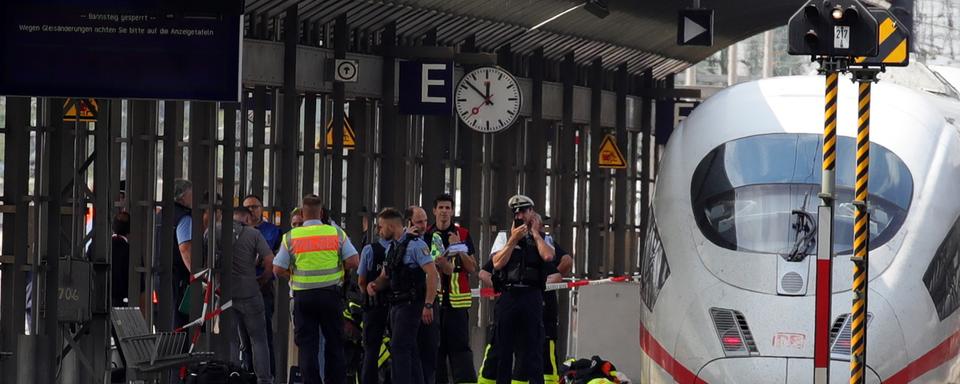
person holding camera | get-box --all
[488,195,555,384]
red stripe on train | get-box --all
[641,314,960,383]
[814,259,832,367]
[884,329,960,383]
[639,321,707,384]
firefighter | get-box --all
[425,194,478,384]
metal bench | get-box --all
[110,307,212,374]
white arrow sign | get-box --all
[683,16,708,44]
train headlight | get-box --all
[709,307,759,356]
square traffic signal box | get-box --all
[787,0,879,58]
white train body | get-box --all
[638,69,960,383]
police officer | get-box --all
[357,208,401,384]
[477,250,560,384]
[489,195,555,384]
[367,206,439,384]
[273,195,359,384]
[426,194,478,384]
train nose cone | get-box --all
[697,358,881,383]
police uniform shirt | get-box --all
[489,231,555,257]
[176,215,192,245]
[481,258,558,288]
[389,233,433,269]
[358,238,392,278]
[273,219,359,271]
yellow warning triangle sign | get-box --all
[63,98,99,122]
[321,116,357,150]
[597,134,627,169]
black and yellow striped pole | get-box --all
[849,68,879,384]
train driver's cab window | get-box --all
[690,133,912,257]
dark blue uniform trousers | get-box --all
[361,305,389,384]
[495,288,544,384]
[294,287,347,384]
[390,302,425,384]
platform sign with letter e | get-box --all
[398,60,454,115]
[597,134,627,169]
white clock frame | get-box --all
[454,66,523,133]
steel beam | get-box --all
[525,47,547,208]
[613,64,628,276]
[638,70,654,258]
[331,13,347,223]
[346,100,369,243]
[252,86,267,198]
[378,21,400,210]
[1,97,30,383]
[491,44,518,231]
[588,59,604,279]
[158,101,182,334]
[303,93,318,197]
[557,52,576,274]
[38,98,66,383]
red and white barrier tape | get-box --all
[470,275,636,298]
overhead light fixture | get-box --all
[530,3,584,31]
[525,0,609,35]
[584,0,610,19]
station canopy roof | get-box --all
[244,0,804,77]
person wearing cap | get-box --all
[273,195,360,384]
[488,195,555,384]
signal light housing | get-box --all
[788,0,879,57]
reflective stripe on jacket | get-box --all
[284,224,344,291]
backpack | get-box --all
[561,356,621,384]
[183,360,256,384]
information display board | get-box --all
[0,0,243,101]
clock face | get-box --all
[454,67,522,133]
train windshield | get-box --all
[691,133,912,256]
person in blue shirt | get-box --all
[357,208,401,384]
[242,194,281,375]
[367,206,439,384]
[172,179,194,329]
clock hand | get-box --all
[484,82,492,105]
[465,81,494,106]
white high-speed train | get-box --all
[638,64,960,383]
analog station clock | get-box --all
[454,66,522,133]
